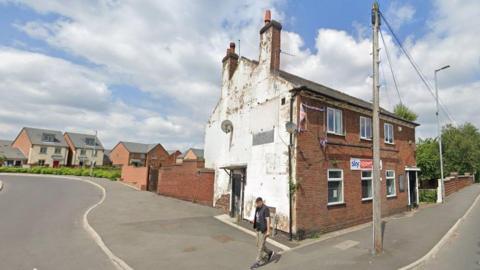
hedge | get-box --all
[0,166,120,180]
[419,189,437,203]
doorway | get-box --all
[147,167,159,192]
[408,170,418,207]
[53,160,60,168]
[230,168,246,220]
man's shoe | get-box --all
[250,262,260,269]
[268,251,275,261]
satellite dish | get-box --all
[221,120,233,133]
[285,121,297,134]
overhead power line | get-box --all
[379,28,403,105]
[379,11,456,124]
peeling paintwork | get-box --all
[204,24,295,231]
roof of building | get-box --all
[0,140,27,160]
[239,57,418,126]
[65,132,104,150]
[167,149,181,155]
[187,148,204,160]
[121,142,159,154]
[22,127,68,147]
[279,70,419,126]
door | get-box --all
[147,167,159,192]
[408,171,418,207]
[230,170,245,219]
[53,160,60,168]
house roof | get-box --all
[167,149,181,155]
[121,142,159,154]
[0,140,27,160]
[22,127,68,147]
[65,132,104,150]
[278,70,419,126]
[187,148,204,160]
[239,57,418,126]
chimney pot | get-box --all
[264,10,271,24]
[229,42,235,52]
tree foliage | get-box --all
[417,122,480,181]
[393,103,418,121]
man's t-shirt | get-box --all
[253,205,270,233]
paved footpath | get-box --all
[88,177,479,270]
[262,183,480,270]
[422,187,480,270]
[87,178,279,270]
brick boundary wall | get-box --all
[121,165,148,190]
[445,174,474,197]
[157,160,214,206]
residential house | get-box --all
[0,140,27,166]
[183,148,204,161]
[12,127,69,167]
[204,11,419,237]
[103,149,113,166]
[110,141,171,167]
[64,132,104,167]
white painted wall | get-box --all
[204,26,295,230]
[71,148,104,166]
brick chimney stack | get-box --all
[222,41,239,79]
[259,10,282,72]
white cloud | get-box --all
[0,0,479,149]
[386,1,416,30]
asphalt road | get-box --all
[423,195,480,270]
[0,175,116,270]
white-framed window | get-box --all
[386,170,396,197]
[39,147,47,154]
[384,123,394,144]
[54,147,61,154]
[80,149,87,155]
[327,107,343,135]
[360,116,372,140]
[38,160,45,166]
[361,170,373,200]
[328,169,344,205]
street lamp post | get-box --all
[434,65,450,203]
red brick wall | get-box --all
[110,143,130,166]
[12,129,32,159]
[157,160,214,206]
[445,175,474,196]
[146,144,174,168]
[121,165,148,190]
[294,94,417,235]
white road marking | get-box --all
[334,240,359,250]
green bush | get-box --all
[0,166,120,180]
[419,189,437,203]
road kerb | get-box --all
[0,180,3,191]
[214,214,291,251]
[398,188,480,270]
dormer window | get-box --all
[42,133,55,142]
[85,138,95,146]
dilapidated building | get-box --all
[204,11,419,237]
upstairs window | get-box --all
[85,138,95,146]
[39,147,47,154]
[327,107,343,135]
[360,116,372,140]
[42,133,55,142]
[384,123,394,144]
[54,147,61,154]
[80,149,87,155]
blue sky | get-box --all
[0,0,478,149]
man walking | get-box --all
[251,197,274,269]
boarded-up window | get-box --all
[399,174,405,192]
[252,129,274,146]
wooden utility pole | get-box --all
[371,1,383,254]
